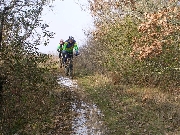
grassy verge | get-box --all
[0,60,72,135]
[77,74,180,135]
[0,82,73,134]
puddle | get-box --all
[58,77,78,89]
[57,77,106,135]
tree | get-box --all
[0,0,58,134]
[80,0,180,88]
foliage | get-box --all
[0,0,61,134]
[131,6,180,60]
[74,1,180,133]
[76,0,180,90]
[78,74,180,135]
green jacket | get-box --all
[57,43,64,51]
[63,40,78,53]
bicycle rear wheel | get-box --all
[64,58,73,78]
[59,58,63,68]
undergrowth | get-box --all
[77,74,180,135]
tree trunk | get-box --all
[0,10,5,47]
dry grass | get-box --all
[77,73,180,135]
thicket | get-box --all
[75,0,180,90]
[0,0,60,134]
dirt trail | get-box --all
[57,76,107,135]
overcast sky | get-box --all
[38,0,93,54]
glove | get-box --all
[75,50,79,56]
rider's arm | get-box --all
[57,44,60,52]
[73,42,78,51]
[74,42,79,56]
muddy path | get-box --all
[57,76,107,135]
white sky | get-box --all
[38,0,93,54]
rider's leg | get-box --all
[59,52,63,68]
[62,51,67,66]
[59,52,61,59]
[69,53,73,78]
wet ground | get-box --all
[57,77,107,135]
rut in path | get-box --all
[57,76,107,135]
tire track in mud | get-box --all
[57,76,107,135]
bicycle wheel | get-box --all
[59,58,63,68]
[65,65,69,76]
[64,58,73,78]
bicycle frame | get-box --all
[63,53,73,78]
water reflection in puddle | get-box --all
[72,100,105,135]
[58,77,78,89]
[57,77,106,135]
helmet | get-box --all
[69,36,74,40]
[60,39,64,42]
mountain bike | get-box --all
[59,52,63,68]
[63,53,73,79]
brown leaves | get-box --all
[89,0,136,17]
[131,6,180,60]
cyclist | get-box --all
[62,36,79,77]
[57,39,64,68]
[62,36,79,65]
